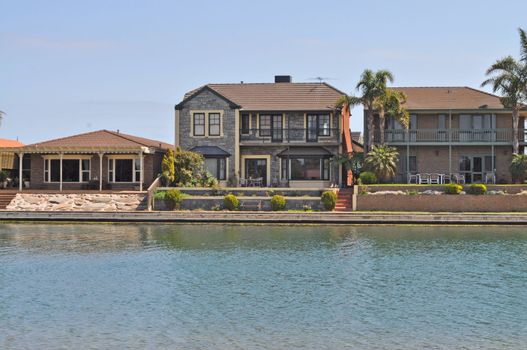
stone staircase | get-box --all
[335,188,353,212]
[0,192,17,209]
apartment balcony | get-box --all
[240,128,341,145]
[376,129,527,145]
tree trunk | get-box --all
[379,109,385,145]
[367,108,374,152]
[512,106,519,154]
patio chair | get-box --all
[452,173,465,184]
[239,178,248,187]
[484,172,496,184]
[407,173,418,184]
[429,173,441,185]
[253,177,263,187]
[442,174,452,184]
[419,173,430,184]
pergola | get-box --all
[10,145,152,192]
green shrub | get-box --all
[270,195,286,211]
[153,190,166,200]
[321,190,337,211]
[444,183,463,195]
[359,171,377,184]
[164,189,183,210]
[467,184,487,195]
[223,194,239,211]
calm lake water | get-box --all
[1,223,527,349]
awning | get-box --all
[189,146,231,157]
[277,147,333,158]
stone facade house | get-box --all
[7,130,172,191]
[364,87,527,183]
[175,76,353,188]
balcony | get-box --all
[240,128,340,144]
[376,129,527,145]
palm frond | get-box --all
[519,28,527,62]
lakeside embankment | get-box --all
[1,210,527,225]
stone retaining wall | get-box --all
[158,187,326,197]
[154,196,323,211]
[7,193,145,211]
[357,194,527,212]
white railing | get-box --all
[376,128,527,144]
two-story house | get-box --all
[365,87,527,183]
[175,76,352,188]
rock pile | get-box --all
[7,194,145,211]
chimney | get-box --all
[274,75,292,83]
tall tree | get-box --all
[482,28,527,154]
[373,89,409,145]
[353,69,394,152]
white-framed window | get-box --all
[108,157,142,183]
[43,157,91,183]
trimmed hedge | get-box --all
[321,191,337,211]
[467,184,487,195]
[444,183,463,195]
[223,194,239,211]
[270,195,286,211]
[359,171,377,184]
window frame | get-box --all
[43,156,91,183]
[283,157,330,181]
[108,157,141,183]
[208,113,221,136]
[204,157,226,181]
[241,113,250,135]
[193,113,206,136]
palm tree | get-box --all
[373,89,409,144]
[482,28,527,154]
[364,145,398,182]
[356,69,394,152]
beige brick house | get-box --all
[6,130,172,191]
[364,87,527,183]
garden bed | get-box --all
[153,196,323,211]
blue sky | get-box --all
[1,0,527,144]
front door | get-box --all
[472,156,483,183]
[245,159,267,186]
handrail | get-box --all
[146,175,162,211]
[377,128,527,144]
[240,128,340,143]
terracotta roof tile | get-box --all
[24,130,173,150]
[392,86,506,110]
[184,83,345,111]
[0,139,24,147]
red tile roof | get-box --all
[0,139,24,147]
[182,83,345,111]
[392,87,506,110]
[24,130,172,150]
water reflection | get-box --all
[1,223,527,349]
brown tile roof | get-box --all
[24,130,173,150]
[0,139,24,147]
[182,83,345,111]
[391,87,506,110]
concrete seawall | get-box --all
[1,211,527,225]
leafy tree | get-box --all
[373,89,409,145]
[174,146,204,186]
[482,28,527,154]
[364,145,398,182]
[510,153,527,183]
[161,149,176,186]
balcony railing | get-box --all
[240,128,340,143]
[376,128,527,144]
